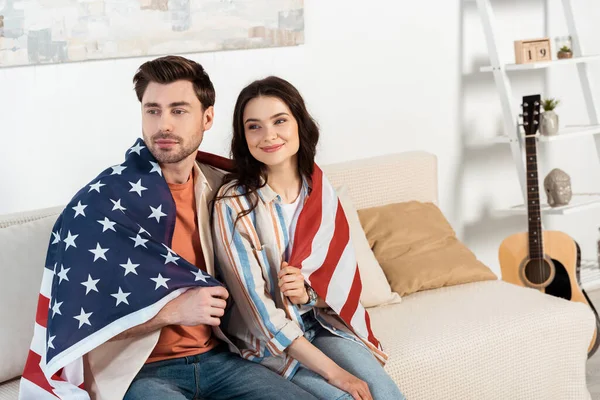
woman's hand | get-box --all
[278,262,309,305]
[327,367,373,400]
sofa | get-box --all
[0,151,595,399]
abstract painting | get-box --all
[0,0,304,67]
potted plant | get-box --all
[558,45,573,59]
[540,98,560,136]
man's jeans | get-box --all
[124,343,317,400]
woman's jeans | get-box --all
[290,312,406,400]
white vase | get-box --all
[540,111,559,136]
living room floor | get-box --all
[587,289,600,399]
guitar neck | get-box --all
[525,135,544,258]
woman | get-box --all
[212,76,404,400]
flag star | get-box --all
[51,300,63,317]
[111,287,131,306]
[110,165,127,175]
[53,263,57,274]
[138,225,150,237]
[128,142,146,155]
[89,243,109,262]
[151,273,170,290]
[81,274,100,295]
[72,201,87,218]
[110,198,127,213]
[130,234,148,248]
[73,308,93,329]
[51,230,61,245]
[161,251,180,265]
[47,335,56,350]
[149,161,162,176]
[120,258,140,276]
[88,181,106,193]
[148,205,167,223]
[191,269,208,283]
[129,179,148,197]
[97,217,117,233]
[64,231,78,251]
[57,264,70,284]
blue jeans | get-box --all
[124,343,318,400]
[291,313,405,400]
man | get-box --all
[19,56,317,400]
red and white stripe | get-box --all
[289,165,386,360]
[19,267,88,400]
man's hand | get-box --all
[109,286,229,341]
[162,286,229,327]
[278,262,309,305]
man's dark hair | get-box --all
[133,55,215,109]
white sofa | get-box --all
[0,151,595,399]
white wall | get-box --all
[1,0,600,277]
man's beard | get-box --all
[148,132,203,164]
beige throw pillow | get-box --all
[336,186,402,308]
[358,201,497,297]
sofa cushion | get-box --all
[0,215,58,384]
[336,186,401,308]
[0,379,19,400]
[358,201,496,297]
[369,280,593,399]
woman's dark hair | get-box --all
[215,76,319,224]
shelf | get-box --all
[538,125,600,142]
[468,125,600,147]
[466,135,510,148]
[497,194,600,216]
[480,54,600,72]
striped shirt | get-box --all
[212,179,380,379]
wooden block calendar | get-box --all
[514,38,552,64]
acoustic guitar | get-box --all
[498,94,600,358]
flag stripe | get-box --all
[32,323,47,356]
[290,166,323,265]
[35,294,50,329]
[19,377,59,400]
[22,350,58,396]
[339,266,362,325]
[309,201,350,300]
[40,267,54,299]
[364,310,379,347]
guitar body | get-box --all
[499,230,600,357]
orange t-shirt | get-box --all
[146,171,218,363]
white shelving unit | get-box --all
[476,0,600,284]
[581,259,600,291]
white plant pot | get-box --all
[540,111,559,136]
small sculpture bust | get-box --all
[544,168,572,207]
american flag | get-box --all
[19,139,224,399]
[289,165,386,363]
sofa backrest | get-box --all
[0,151,438,385]
[0,206,64,385]
[322,151,438,208]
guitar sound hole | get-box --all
[524,258,552,285]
